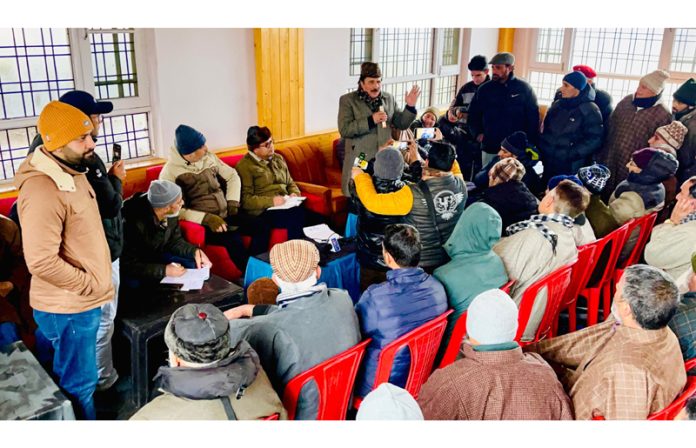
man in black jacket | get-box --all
[26,90,125,392]
[569,65,613,135]
[468,52,540,166]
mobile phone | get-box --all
[390,141,408,150]
[112,144,122,163]
[416,128,435,139]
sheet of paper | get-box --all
[160,266,210,291]
[267,195,306,210]
[303,224,340,242]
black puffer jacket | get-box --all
[405,175,467,268]
[539,85,603,179]
[473,155,544,197]
[480,181,539,232]
[350,177,406,271]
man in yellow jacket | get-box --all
[14,102,114,420]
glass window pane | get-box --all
[536,28,565,64]
[435,75,458,106]
[382,78,431,111]
[0,126,37,181]
[528,71,564,106]
[442,29,460,66]
[670,28,696,73]
[94,112,152,161]
[379,28,434,79]
[89,29,139,100]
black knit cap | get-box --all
[468,55,488,71]
[674,78,696,107]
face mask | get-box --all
[611,302,623,325]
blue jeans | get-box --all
[0,322,20,348]
[33,307,101,420]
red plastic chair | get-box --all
[516,263,574,346]
[553,244,598,336]
[261,413,279,420]
[438,280,516,370]
[612,212,658,293]
[578,222,630,327]
[354,310,453,407]
[648,358,696,420]
[282,339,370,420]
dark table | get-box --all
[0,341,75,420]
[116,274,244,408]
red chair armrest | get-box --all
[179,220,205,246]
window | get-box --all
[348,28,462,110]
[525,28,696,106]
[0,27,152,181]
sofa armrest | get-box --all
[325,168,343,188]
[295,181,333,217]
[179,220,206,246]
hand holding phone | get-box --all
[111,144,122,163]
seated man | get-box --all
[224,240,361,420]
[354,224,448,399]
[0,214,32,347]
[418,289,573,420]
[352,141,466,271]
[159,124,248,273]
[578,163,617,238]
[645,176,696,280]
[130,303,286,420]
[494,180,587,340]
[121,180,211,286]
[433,203,508,362]
[480,158,539,231]
[473,131,543,196]
[235,126,305,255]
[668,254,696,362]
[546,175,596,246]
[355,383,423,420]
[527,265,686,420]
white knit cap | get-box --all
[467,289,519,345]
[356,384,424,420]
[640,69,669,94]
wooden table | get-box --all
[116,274,244,408]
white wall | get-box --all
[149,29,256,155]
[469,29,500,63]
[304,28,352,134]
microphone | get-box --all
[379,106,386,128]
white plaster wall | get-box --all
[149,28,256,155]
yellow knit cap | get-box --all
[37,101,94,151]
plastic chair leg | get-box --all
[568,303,577,333]
[602,282,612,323]
[585,287,600,327]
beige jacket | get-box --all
[159,145,241,225]
[527,318,686,420]
[13,147,113,313]
[493,221,577,340]
[644,220,696,280]
[608,190,661,226]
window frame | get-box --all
[523,28,694,105]
[347,28,464,108]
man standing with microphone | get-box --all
[338,62,421,195]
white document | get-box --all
[303,224,339,243]
[267,195,306,210]
[161,266,210,291]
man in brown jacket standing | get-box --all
[526,264,685,420]
[13,101,114,420]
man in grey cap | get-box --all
[121,179,211,285]
[130,303,286,420]
[468,52,540,166]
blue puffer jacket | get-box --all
[354,267,448,398]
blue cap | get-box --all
[563,71,588,92]
[175,124,207,155]
[59,90,113,116]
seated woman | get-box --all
[235,126,305,255]
[479,158,539,232]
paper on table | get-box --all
[267,195,306,210]
[303,224,340,242]
[161,266,210,291]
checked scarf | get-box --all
[681,211,696,225]
[357,86,384,113]
[506,213,575,254]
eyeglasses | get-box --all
[260,139,274,149]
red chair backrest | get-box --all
[145,165,164,185]
[220,153,245,168]
[276,144,327,185]
[648,358,696,420]
[616,212,658,270]
[584,222,630,289]
[438,280,516,369]
[372,310,453,399]
[560,244,597,311]
[0,196,16,217]
[282,339,370,420]
[516,263,574,345]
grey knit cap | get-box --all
[374,148,405,181]
[147,179,182,208]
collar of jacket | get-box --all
[612,318,673,344]
[462,341,523,364]
[276,283,328,308]
[385,266,428,283]
[29,146,85,192]
[153,339,260,401]
[675,106,696,122]
[247,150,272,165]
[472,341,520,352]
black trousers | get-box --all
[229,205,306,255]
[204,227,250,273]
